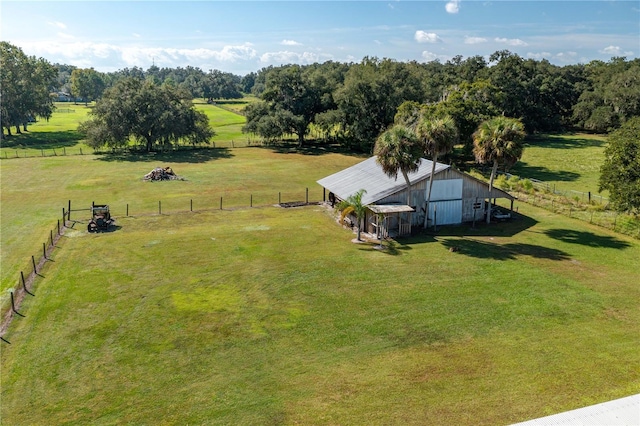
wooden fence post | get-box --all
[32,256,37,274]
[21,271,34,296]
[43,243,47,260]
[10,292,25,317]
[306,188,309,204]
[279,192,281,204]
[220,197,223,210]
[126,204,129,217]
[250,194,253,207]
[159,201,162,215]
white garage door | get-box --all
[426,179,463,225]
[428,200,463,225]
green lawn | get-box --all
[1,111,638,424]
[511,133,607,194]
[0,101,247,158]
[1,199,638,424]
[0,148,362,306]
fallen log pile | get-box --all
[143,166,184,181]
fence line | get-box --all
[0,207,72,343]
[0,140,271,160]
[494,172,639,239]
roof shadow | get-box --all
[440,238,571,261]
[544,229,632,249]
[94,147,233,163]
[424,212,538,239]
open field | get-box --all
[511,133,607,195]
[2,107,639,423]
[0,148,363,304]
[1,198,639,424]
[0,102,246,158]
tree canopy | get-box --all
[79,78,214,152]
[0,41,57,136]
[599,117,640,214]
[472,116,526,223]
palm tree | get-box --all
[472,116,526,223]
[337,189,368,241]
[416,114,458,228]
[374,125,423,206]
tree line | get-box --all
[1,41,637,214]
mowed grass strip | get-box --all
[1,202,639,424]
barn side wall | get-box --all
[370,169,514,227]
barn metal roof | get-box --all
[317,156,449,205]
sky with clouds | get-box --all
[1,1,638,76]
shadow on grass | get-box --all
[425,212,538,239]
[544,229,632,249]
[525,133,606,149]
[510,162,581,182]
[258,141,367,157]
[358,239,417,256]
[95,147,234,163]
[0,130,83,149]
[440,238,571,261]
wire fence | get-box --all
[0,140,274,160]
[497,172,639,239]
[1,189,327,344]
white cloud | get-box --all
[495,37,528,46]
[132,33,141,38]
[600,45,634,56]
[446,0,460,14]
[464,36,487,44]
[57,32,74,40]
[415,31,442,43]
[259,50,332,65]
[374,39,382,45]
[526,52,551,60]
[48,21,66,29]
[421,50,449,62]
[281,39,302,46]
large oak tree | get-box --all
[79,77,214,152]
[0,42,57,137]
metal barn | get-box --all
[317,156,515,236]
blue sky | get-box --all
[2,1,638,75]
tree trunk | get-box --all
[5,126,11,137]
[23,122,28,132]
[486,160,498,224]
[357,217,363,241]
[15,125,21,134]
[423,154,438,228]
[401,169,412,206]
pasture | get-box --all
[1,149,639,424]
[512,133,607,195]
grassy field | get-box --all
[1,107,638,424]
[511,133,607,195]
[1,197,638,424]
[0,101,247,158]
[0,148,362,306]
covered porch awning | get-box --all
[368,205,415,215]
[368,205,415,237]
